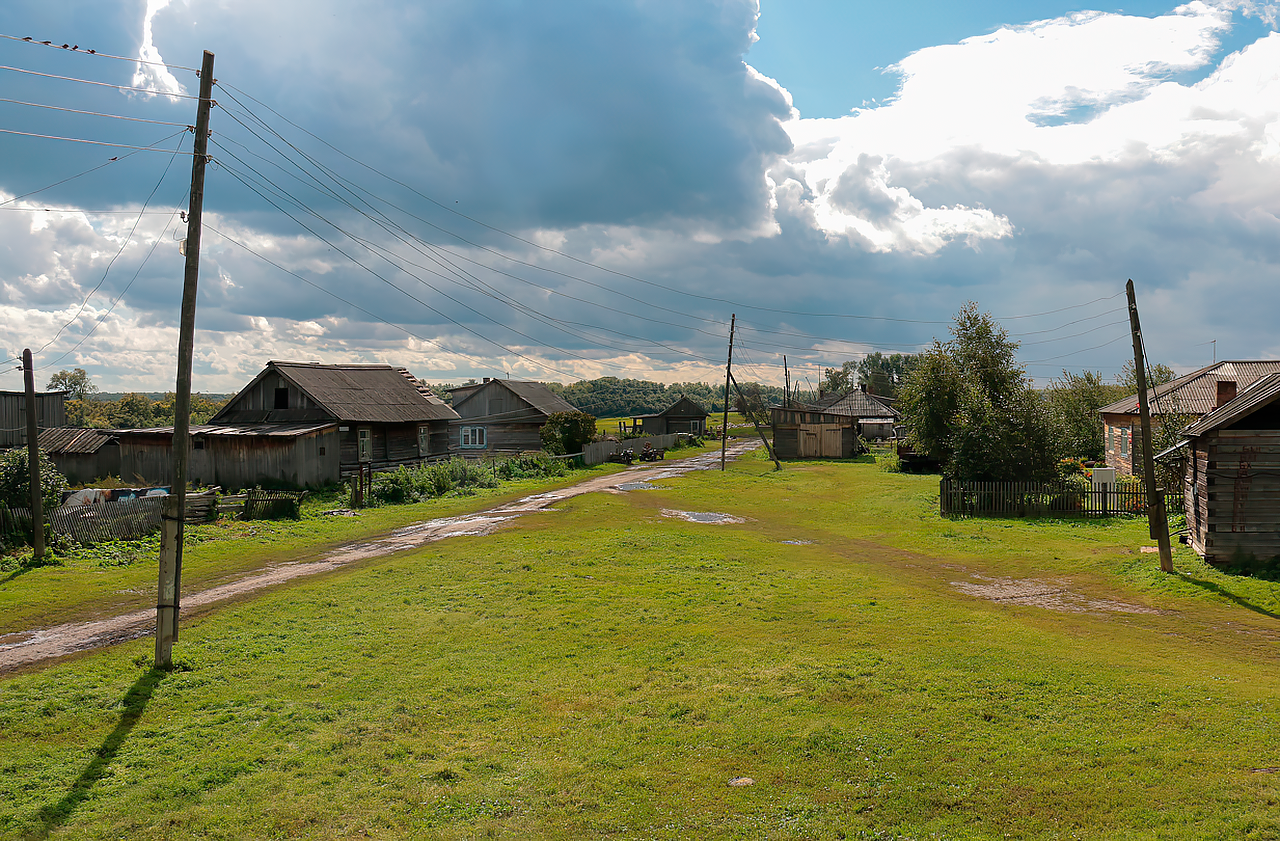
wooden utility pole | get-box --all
[1126,279,1174,573]
[22,349,44,563]
[157,49,215,669]
[783,356,790,408]
[720,313,736,471]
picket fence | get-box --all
[1,491,222,546]
[939,479,1182,519]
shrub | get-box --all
[368,459,498,505]
[540,412,597,456]
[497,453,567,480]
[0,448,67,513]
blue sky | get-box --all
[0,0,1277,393]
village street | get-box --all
[0,441,761,673]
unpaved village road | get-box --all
[0,442,761,673]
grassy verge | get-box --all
[2,452,1277,838]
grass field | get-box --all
[2,452,1278,839]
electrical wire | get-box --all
[0,127,196,153]
[0,34,201,72]
[0,64,201,98]
[0,96,192,126]
[0,137,177,208]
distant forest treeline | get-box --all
[543,377,792,418]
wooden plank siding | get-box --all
[1186,429,1280,565]
[0,392,67,449]
[118,428,340,491]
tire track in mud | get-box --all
[0,442,760,672]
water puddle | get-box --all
[661,509,746,525]
[950,575,1161,614]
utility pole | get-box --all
[157,49,215,669]
[721,314,736,471]
[783,355,790,408]
[1126,279,1174,574]
[729,371,781,471]
[22,349,44,564]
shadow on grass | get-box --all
[28,667,168,838]
[1178,573,1280,620]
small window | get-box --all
[274,387,289,409]
[418,425,431,457]
[1120,427,1130,458]
[461,426,486,448]
[358,428,372,462]
[319,446,326,456]
[193,438,205,450]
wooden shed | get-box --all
[447,379,579,453]
[629,396,708,436]
[1101,360,1280,476]
[210,361,458,475]
[813,387,900,441]
[113,422,339,491]
[1180,372,1280,567]
[770,406,859,459]
[38,427,120,485]
[0,390,67,449]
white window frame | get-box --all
[418,425,431,457]
[357,427,373,462]
[461,426,487,449]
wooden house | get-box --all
[447,378,579,453]
[1180,373,1280,567]
[770,406,860,459]
[813,386,900,440]
[210,361,458,472]
[0,390,67,449]
[113,422,339,491]
[38,427,120,485]
[628,396,709,436]
[1100,360,1280,476]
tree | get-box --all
[0,448,67,513]
[732,382,772,427]
[821,362,858,396]
[1045,370,1128,461]
[898,302,1059,480]
[46,368,97,401]
[540,411,597,456]
[1118,360,1176,393]
[108,393,156,429]
[856,352,917,399]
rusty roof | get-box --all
[1183,373,1280,437]
[38,427,116,454]
[212,362,459,424]
[1099,360,1280,417]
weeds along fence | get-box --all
[0,490,220,546]
[939,479,1184,519]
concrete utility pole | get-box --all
[1126,279,1174,574]
[157,49,215,669]
[721,313,736,471]
[22,349,44,564]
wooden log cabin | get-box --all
[1180,372,1280,567]
[447,379,579,454]
[770,406,860,459]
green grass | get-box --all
[2,452,1278,839]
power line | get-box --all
[0,97,192,127]
[0,127,196,153]
[0,34,201,72]
[0,64,201,98]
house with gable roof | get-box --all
[447,378,579,453]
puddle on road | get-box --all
[950,575,1162,614]
[661,509,745,524]
[780,539,814,545]
[617,481,659,491]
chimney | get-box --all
[1216,380,1236,408]
[483,377,491,383]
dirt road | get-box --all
[0,442,760,672]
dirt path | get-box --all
[0,442,761,673]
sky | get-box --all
[0,0,1277,395]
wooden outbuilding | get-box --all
[770,406,860,459]
[0,390,67,449]
[113,422,339,491]
[813,387,900,440]
[447,379,579,453]
[628,396,709,436]
[1180,372,1280,567]
[1100,360,1280,476]
[210,361,458,473]
[38,427,120,485]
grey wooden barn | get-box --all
[1180,372,1280,567]
[447,379,579,453]
[629,396,708,436]
[0,390,66,449]
[813,387,899,440]
[210,361,458,473]
[770,406,860,459]
[38,427,120,485]
[113,422,338,491]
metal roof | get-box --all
[451,380,578,417]
[1182,372,1280,437]
[212,362,458,424]
[38,427,116,454]
[1099,360,1280,417]
[813,389,900,420]
[113,422,337,438]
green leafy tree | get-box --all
[108,393,156,429]
[821,362,858,396]
[1118,360,1176,393]
[856,352,917,399]
[0,448,67,512]
[540,411,597,456]
[732,381,772,427]
[899,302,1059,480]
[1046,370,1129,461]
[46,368,98,401]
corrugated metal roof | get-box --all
[113,422,337,438]
[213,362,459,424]
[1099,360,1280,416]
[814,389,900,419]
[1183,373,1280,436]
[38,427,115,454]
[451,380,578,417]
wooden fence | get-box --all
[940,479,1183,519]
[583,434,680,466]
[0,490,221,546]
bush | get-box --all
[0,448,67,513]
[368,459,498,505]
[540,412,597,456]
[498,453,567,480]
